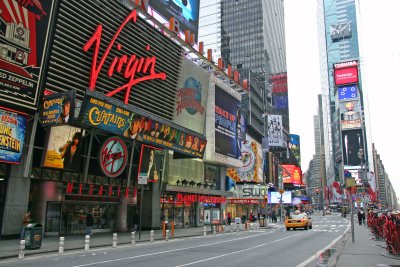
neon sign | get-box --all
[83,10,167,104]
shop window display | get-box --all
[61,203,117,234]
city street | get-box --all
[0,214,349,267]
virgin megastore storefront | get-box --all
[22,0,211,236]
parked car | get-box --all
[285,211,312,231]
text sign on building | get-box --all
[334,60,359,86]
[0,0,56,110]
[83,9,167,104]
[0,107,27,164]
[99,136,128,178]
[65,182,137,199]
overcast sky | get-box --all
[285,0,400,200]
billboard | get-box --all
[138,145,164,183]
[289,134,301,165]
[148,0,200,42]
[342,129,364,167]
[80,92,207,158]
[281,164,302,185]
[340,100,361,130]
[334,60,359,86]
[39,91,76,126]
[269,191,292,204]
[267,115,283,147]
[42,125,83,171]
[0,107,27,164]
[173,57,210,134]
[226,135,263,183]
[215,85,241,158]
[0,0,56,110]
[338,85,358,101]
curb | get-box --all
[380,251,400,260]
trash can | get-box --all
[259,217,265,227]
[24,223,43,250]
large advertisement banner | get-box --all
[138,145,164,183]
[342,129,364,167]
[0,107,27,164]
[340,100,361,130]
[268,191,292,204]
[42,125,83,171]
[0,0,56,110]
[148,0,200,42]
[173,57,209,134]
[226,135,263,183]
[281,164,302,185]
[334,61,359,86]
[214,85,240,159]
[267,115,283,147]
[80,92,206,158]
[289,134,301,165]
[39,91,76,126]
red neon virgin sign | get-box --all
[83,10,167,104]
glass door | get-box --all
[45,202,62,234]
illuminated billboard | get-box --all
[340,100,362,130]
[289,134,301,165]
[334,60,359,86]
[338,85,358,101]
[342,129,364,167]
[281,164,302,185]
[269,191,292,204]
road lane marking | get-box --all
[296,226,350,267]
[72,232,273,267]
[175,233,303,267]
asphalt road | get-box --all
[0,214,349,267]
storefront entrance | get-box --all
[60,202,118,235]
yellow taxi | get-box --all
[285,211,312,231]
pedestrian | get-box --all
[227,212,232,225]
[361,208,366,225]
[271,210,277,223]
[86,210,94,235]
[133,211,139,231]
[357,209,363,226]
[21,211,31,239]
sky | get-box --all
[285,0,400,200]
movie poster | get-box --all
[40,91,76,126]
[0,0,56,110]
[137,145,164,183]
[0,107,27,164]
[42,125,83,171]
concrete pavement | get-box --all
[335,218,400,267]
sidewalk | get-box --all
[0,224,271,260]
[335,220,400,267]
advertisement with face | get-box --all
[148,0,200,42]
[342,129,364,167]
[138,145,164,183]
[267,115,283,147]
[340,100,361,130]
[42,125,83,171]
[40,91,76,126]
[0,107,27,164]
[173,57,210,134]
[0,0,56,110]
[215,85,240,159]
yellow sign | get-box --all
[279,189,285,195]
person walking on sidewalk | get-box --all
[85,210,94,235]
[20,211,32,239]
[357,208,364,225]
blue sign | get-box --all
[338,86,358,101]
[0,108,27,164]
[274,95,288,109]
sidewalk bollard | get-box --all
[85,235,90,251]
[59,237,65,254]
[165,230,169,241]
[203,226,207,237]
[18,240,25,260]
[131,232,136,245]
[213,225,216,235]
[150,230,154,242]
[223,225,226,234]
[237,224,239,233]
[112,233,117,248]
[230,223,233,233]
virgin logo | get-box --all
[83,10,167,104]
[99,137,128,178]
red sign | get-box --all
[83,9,167,104]
[176,193,226,204]
[334,67,358,86]
[282,164,302,185]
[99,137,128,178]
[65,182,137,199]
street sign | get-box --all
[138,175,147,185]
